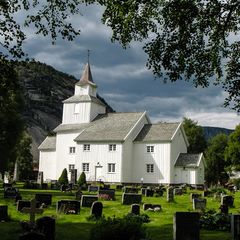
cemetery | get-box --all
[0,182,238,240]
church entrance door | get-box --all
[95,165,103,181]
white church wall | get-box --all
[62,102,91,124]
[39,150,57,180]
[121,114,149,183]
[75,85,97,97]
[195,160,205,184]
[171,126,188,183]
[75,143,122,183]
[132,143,171,184]
[90,102,106,121]
[55,132,79,179]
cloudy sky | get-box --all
[21,4,239,130]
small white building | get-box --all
[38,63,205,185]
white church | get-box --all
[38,63,205,185]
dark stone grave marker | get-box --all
[4,187,19,199]
[36,216,55,240]
[193,198,207,211]
[116,185,123,190]
[17,201,31,212]
[131,204,140,215]
[90,201,103,219]
[98,189,115,200]
[3,183,12,190]
[0,205,8,221]
[81,195,98,207]
[22,199,44,223]
[41,183,48,190]
[88,185,99,192]
[221,195,234,208]
[75,189,83,200]
[141,188,147,195]
[35,193,52,206]
[174,188,183,195]
[231,214,240,240]
[190,193,201,202]
[219,204,229,214]
[123,187,138,193]
[173,212,200,240]
[122,193,142,205]
[145,189,154,197]
[57,200,80,214]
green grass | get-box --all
[0,184,238,240]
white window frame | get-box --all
[83,144,90,151]
[74,103,80,114]
[146,164,154,173]
[82,163,89,172]
[146,145,154,153]
[109,144,116,152]
[69,147,76,154]
[69,164,75,172]
[108,163,116,173]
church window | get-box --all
[83,144,90,151]
[69,164,75,172]
[108,163,116,173]
[74,103,80,114]
[146,164,154,173]
[109,144,116,151]
[69,147,76,154]
[82,163,89,172]
[147,146,154,153]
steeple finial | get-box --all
[87,49,90,64]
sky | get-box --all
[21,4,239,130]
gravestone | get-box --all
[3,183,12,189]
[123,187,138,193]
[145,189,154,197]
[203,190,212,197]
[190,193,201,202]
[143,203,153,211]
[4,187,18,199]
[35,193,52,206]
[37,172,43,185]
[17,201,31,212]
[36,216,55,240]
[221,195,234,208]
[131,204,140,215]
[231,214,240,240]
[143,203,161,211]
[88,185,99,192]
[19,231,45,240]
[75,189,83,200]
[174,188,183,195]
[90,201,103,219]
[41,183,48,190]
[141,188,147,195]
[0,205,8,221]
[98,189,115,200]
[57,200,80,214]
[167,187,174,202]
[193,198,207,211]
[81,195,98,207]
[103,184,110,189]
[70,169,77,184]
[173,212,200,240]
[22,199,44,223]
[122,193,142,205]
[116,185,123,190]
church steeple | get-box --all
[74,63,97,96]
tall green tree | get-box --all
[0,58,24,176]
[58,168,69,185]
[15,132,33,180]
[225,125,240,170]
[205,133,229,186]
[0,1,240,111]
[183,118,207,153]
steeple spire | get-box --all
[77,63,95,86]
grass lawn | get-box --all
[0,184,237,240]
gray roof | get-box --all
[62,95,106,106]
[175,153,202,168]
[54,123,89,132]
[76,63,96,87]
[134,123,180,142]
[38,136,56,150]
[74,112,145,142]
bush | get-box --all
[58,168,68,185]
[77,172,86,187]
[200,209,230,231]
[89,214,150,240]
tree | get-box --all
[0,58,24,176]
[15,132,33,180]
[1,1,240,111]
[58,168,69,185]
[205,133,229,186]
[98,0,240,112]
[225,125,240,170]
[183,118,207,153]
[77,171,87,187]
